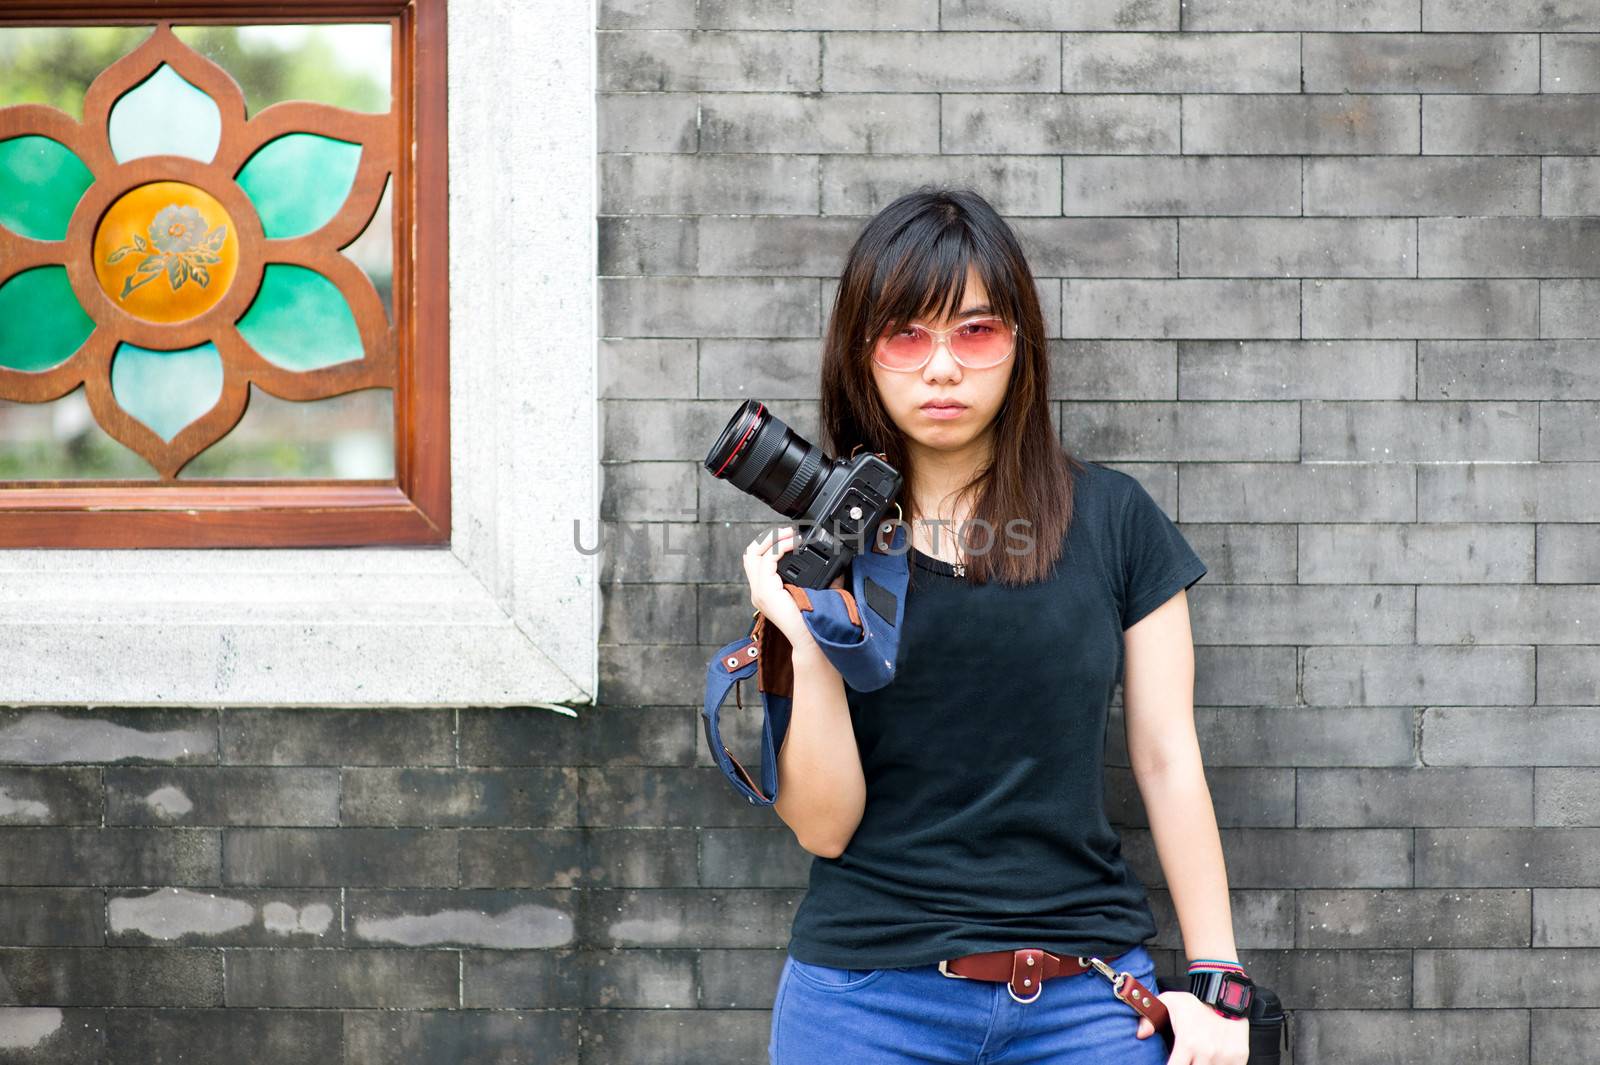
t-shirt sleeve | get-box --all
[1118,474,1208,631]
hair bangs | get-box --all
[865,221,1019,345]
[868,224,966,337]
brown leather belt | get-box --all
[937,947,1171,1034]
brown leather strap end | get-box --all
[1116,972,1171,1034]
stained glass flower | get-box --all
[0,22,393,478]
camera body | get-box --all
[704,400,904,590]
[771,449,900,588]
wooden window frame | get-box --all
[0,0,449,548]
[0,0,600,708]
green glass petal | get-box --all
[110,341,224,442]
[236,133,362,239]
[0,136,95,240]
[107,64,222,164]
[0,266,94,371]
[237,264,363,370]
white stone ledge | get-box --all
[0,621,581,708]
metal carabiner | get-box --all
[1078,955,1125,994]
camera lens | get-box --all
[704,400,829,518]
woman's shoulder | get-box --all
[1070,459,1134,515]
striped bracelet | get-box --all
[1187,957,1247,975]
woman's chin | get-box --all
[907,423,981,449]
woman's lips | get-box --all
[921,403,966,419]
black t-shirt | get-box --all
[785,460,1208,969]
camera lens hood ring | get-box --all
[727,412,785,492]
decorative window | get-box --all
[0,5,448,547]
[0,2,597,708]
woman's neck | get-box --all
[903,433,993,557]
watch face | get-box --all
[1194,971,1254,1016]
[1219,978,1252,1012]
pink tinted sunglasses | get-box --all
[872,315,1016,372]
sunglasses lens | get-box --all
[950,319,1013,367]
[878,327,931,370]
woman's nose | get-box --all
[923,337,962,379]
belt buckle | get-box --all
[939,953,1050,1004]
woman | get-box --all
[743,189,1251,1065]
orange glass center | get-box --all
[92,181,240,323]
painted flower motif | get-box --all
[104,202,227,299]
[149,204,208,254]
[0,22,395,478]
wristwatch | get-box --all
[1189,968,1254,1018]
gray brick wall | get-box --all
[4,6,1599,1065]
[598,3,1600,1064]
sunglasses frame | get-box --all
[871,315,1017,373]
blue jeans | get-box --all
[769,944,1172,1065]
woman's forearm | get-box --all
[1136,759,1242,964]
[771,640,867,858]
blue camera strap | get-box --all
[701,522,911,806]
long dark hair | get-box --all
[819,187,1082,586]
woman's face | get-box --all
[869,263,1015,454]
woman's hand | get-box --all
[1135,990,1249,1065]
[742,525,846,654]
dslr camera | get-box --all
[704,399,903,590]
